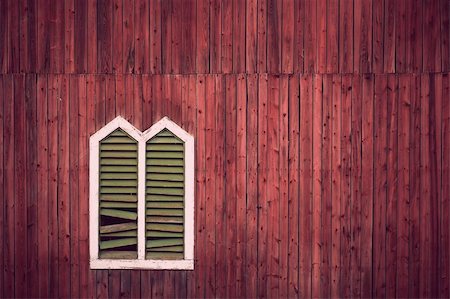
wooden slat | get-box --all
[147,187,183,196]
[100,194,137,202]
[100,187,137,193]
[146,209,183,217]
[100,202,137,209]
[101,165,138,172]
[147,173,184,181]
[146,238,183,248]
[146,202,183,209]
[100,144,137,151]
[146,216,183,224]
[146,181,183,188]
[100,222,137,234]
[99,251,137,259]
[101,230,137,237]
[147,245,183,252]
[147,144,184,151]
[146,194,183,202]
[147,166,184,173]
[100,179,137,186]
[100,237,137,250]
[147,231,183,238]
[146,223,183,233]
[100,158,138,165]
[146,151,183,159]
[147,159,184,166]
[146,252,184,260]
[100,209,137,220]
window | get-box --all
[89,116,194,270]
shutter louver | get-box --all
[146,129,185,260]
[99,129,138,259]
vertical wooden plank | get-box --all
[94,75,108,299]
[57,76,70,299]
[350,75,362,298]
[87,0,97,73]
[78,75,90,299]
[420,74,432,298]
[373,74,387,299]
[123,0,134,73]
[69,76,80,298]
[171,0,182,73]
[225,75,237,298]
[321,74,332,299]
[0,77,3,298]
[97,0,112,73]
[19,0,37,73]
[210,0,222,73]
[74,0,87,73]
[293,0,305,73]
[354,0,372,73]
[384,0,395,73]
[397,74,410,298]
[65,0,75,72]
[406,0,423,72]
[441,0,450,71]
[267,0,281,73]
[279,75,289,298]
[50,0,65,73]
[194,74,206,298]
[299,74,312,298]
[304,0,317,73]
[330,74,341,298]
[281,0,294,73]
[3,76,15,298]
[257,0,267,72]
[233,0,246,73]
[25,74,38,297]
[0,1,8,72]
[48,75,59,298]
[361,74,374,298]
[36,75,49,298]
[8,0,20,73]
[267,75,280,298]
[340,74,352,298]
[221,0,232,73]
[213,74,226,298]
[150,0,162,73]
[246,74,258,299]
[112,0,123,73]
[430,74,442,298]
[409,74,421,298]
[339,0,353,73]
[134,0,149,74]
[396,0,406,73]
[14,75,27,299]
[423,0,441,72]
[372,0,384,73]
[288,74,300,298]
[386,74,398,299]
[246,0,257,73]
[317,0,327,73]
[311,74,322,298]
[236,74,247,297]
[196,0,208,73]
[441,74,450,298]
[161,0,172,73]
[204,75,217,298]
[326,0,338,73]
[257,74,268,299]
[36,0,49,73]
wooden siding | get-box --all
[0,0,449,298]
[0,0,449,74]
[0,73,449,298]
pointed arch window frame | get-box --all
[89,116,194,270]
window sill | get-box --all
[90,258,194,270]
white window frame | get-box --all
[89,116,194,270]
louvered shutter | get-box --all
[99,129,138,259]
[146,129,185,260]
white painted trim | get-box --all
[89,116,195,270]
[90,259,194,270]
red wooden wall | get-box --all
[0,0,449,298]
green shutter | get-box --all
[146,129,185,260]
[99,129,138,259]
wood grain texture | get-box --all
[1,1,449,298]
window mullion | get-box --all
[138,139,146,260]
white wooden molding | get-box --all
[89,116,195,270]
